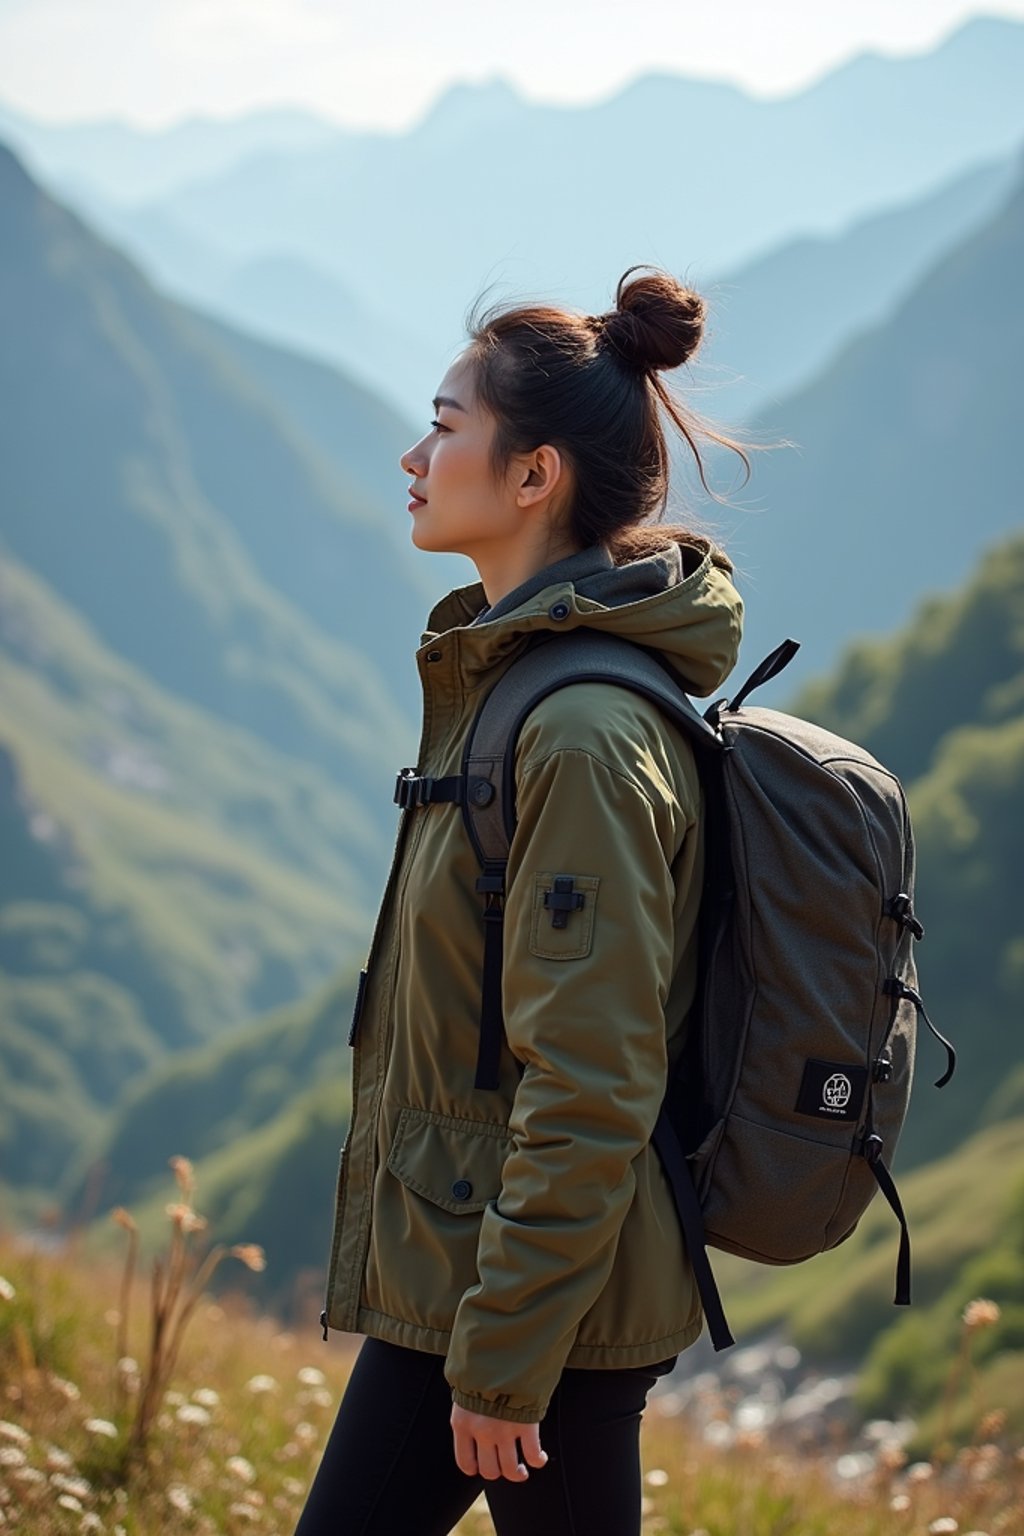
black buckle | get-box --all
[394,769,432,809]
[862,1132,884,1165]
[887,893,925,940]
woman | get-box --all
[297,266,753,1536]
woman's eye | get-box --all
[430,418,448,433]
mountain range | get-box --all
[6,17,1024,424]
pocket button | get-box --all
[451,1179,473,1201]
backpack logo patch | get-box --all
[823,1073,852,1109]
[796,1059,868,1122]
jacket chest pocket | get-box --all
[529,872,600,959]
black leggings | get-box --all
[294,1336,677,1536]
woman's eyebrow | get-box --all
[432,395,467,412]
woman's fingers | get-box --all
[496,1438,530,1482]
[450,1404,549,1482]
[476,1440,503,1481]
[519,1423,549,1470]
[450,1411,478,1477]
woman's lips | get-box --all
[408,494,427,512]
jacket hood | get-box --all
[420,532,744,697]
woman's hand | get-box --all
[450,1402,549,1482]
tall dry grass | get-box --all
[0,1168,1021,1535]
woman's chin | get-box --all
[411,522,468,559]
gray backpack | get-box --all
[393,631,957,1349]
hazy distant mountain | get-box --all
[0,100,343,203]
[0,138,436,788]
[58,149,1017,432]
[720,146,1024,693]
[98,16,1024,369]
[202,253,443,431]
[699,151,1018,424]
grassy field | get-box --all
[0,1172,1021,1536]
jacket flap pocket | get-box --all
[386,1107,514,1214]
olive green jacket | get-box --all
[323,535,744,1423]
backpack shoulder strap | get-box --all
[459,628,721,1092]
[460,628,722,869]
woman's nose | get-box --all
[400,439,427,476]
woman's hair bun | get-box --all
[594,265,706,374]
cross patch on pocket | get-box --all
[529,872,600,959]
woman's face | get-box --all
[399,353,515,560]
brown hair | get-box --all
[463,264,778,571]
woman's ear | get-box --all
[515,444,565,509]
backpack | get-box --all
[392,630,957,1351]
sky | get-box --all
[1,0,1023,133]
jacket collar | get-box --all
[419,535,744,697]
[467,544,615,627]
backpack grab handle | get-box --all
[726,638,801,712]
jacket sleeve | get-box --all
[444,719,692,1423]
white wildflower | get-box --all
[928,1521,959,1535]
[0,1277,15,1301]
[282,1477,306,1498]
[228,1503,260,1520]
[166,1485,194,1514]
[45,1445,74,1470]
[57,1494,84,1513]
[644,1468,669,1487]
[49,1375,81,1401]
[10,1466,45,1485]
[175,1404,211,1427]
[80,1515,103,1533]
[0,1448,26,1468]
[962,1299,1000,1331]
[226,1456,256,1484]
[192,1387,220,1408]
[0,1422,29,1448]
[84,1419,118,1439]
[296,1367,326,1387]
[246,1374,278,1395]
[50,1474,92,1499]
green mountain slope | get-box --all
[0,552,382,1207]
[79,969,359,1315]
